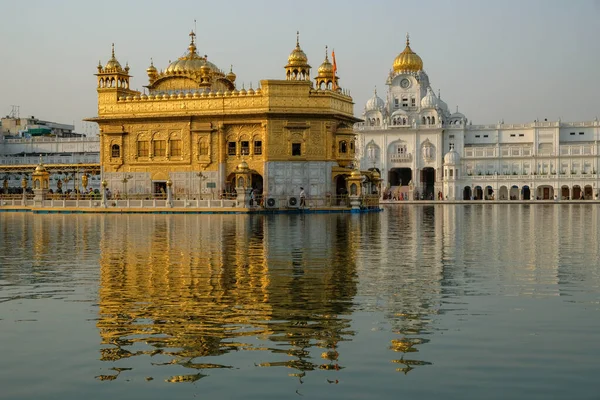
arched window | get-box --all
[432,116,435,124]
[339,141,348,154]
[422,116,426,124]
[111,144,120,158]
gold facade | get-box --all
[88,32,360,197]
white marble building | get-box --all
[355,35,600,201]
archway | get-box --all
[573,185,582,200]
[584,185,593,200]
[463,186,472,200]
[485,185,494,200]
[510,185,519,200]
[473,186,483,200]
[421,167,435,200]
[561,185,570,200]
[498,186,508,200]
[536,185,553,200]
[335,174,349,205]
[388,168,412,187]
[522,186,531,200]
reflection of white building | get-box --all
[355,35,600,201]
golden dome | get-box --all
[226,65,236,82]
[351,169,361,177]
[317,47,334,77]
[165,31,221,74]
[237,161,249,170]
[105,43,122,70]
[393,34,423,73]
[286,32,309,67]
[146,58,157,74]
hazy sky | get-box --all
[1,0,599,134]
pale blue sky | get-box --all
[1,0,599,134]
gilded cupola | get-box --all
[315,46,339,90]
[145,30,236,93]
[104,43,123,72]
[393,34,423,73]
[285,31,311,81]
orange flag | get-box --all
[332,49,337,89]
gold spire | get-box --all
[392,33,423,73]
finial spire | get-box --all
[150,57,154,66]
[325,45,328,60]
[111,43,115,58]
[189,30,196,45]
[374,86,377,95]
[230,64,233,73]
[296,31,300,47]
[438,89,441,99]
[406,32,410,46]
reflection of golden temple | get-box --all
[87,31,361,201]
[97,214,358,380]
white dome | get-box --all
[451,111,466,119]
[391,108,408,118]
[365,89,385,112]
[444,144,460,165]
[437,92,449,114]
[421,87,438,109]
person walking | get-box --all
[299,187,306,208]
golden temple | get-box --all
[87,31,365,204]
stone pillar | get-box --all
[21,177,28,206]
[101,180,108,208]
[166,179,173,208]
[32,162,50,205]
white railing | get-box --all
[0,155,100,165]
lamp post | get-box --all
[21,175,28,205]
[101,179,108,208]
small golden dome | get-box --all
[105,43,122,70]
[35,164,46,173]
[226,65,236,82]
[393,34,423,73]
[372,170,380,179]
[146,58,157,74]
[317,47,334,77]
[287,31,309,67]
[237,161,249,170]
[351,169,361,177]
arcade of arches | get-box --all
[462,184,595,201]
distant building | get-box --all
[0,115,84,138]
[355,35,600,201]
[87,32,363,201]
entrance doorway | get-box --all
[421,167,435,199]
[389,168,411,187]
[153,181,167,198]
[522,186,531,200]
[463,186,472,200]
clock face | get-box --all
[400,78,410,89]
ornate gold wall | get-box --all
[87,34,360,196]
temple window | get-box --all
[292,143,301,156]
[199,140,209,155]
[111,144,120,158]
[137,141,149,157]
[432,116,435,124]
[170,140,182,157]
[241,141,250,155]
[228,142,236,156]
[411,97,416,107]
[254,140,262,155]
[153,140,166,157]
[339,141,348,154]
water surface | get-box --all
[1,205,599,399]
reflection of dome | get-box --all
[393,34,423,73]
[444,144,460,165]
[365,89,385,111]
[421,87,438,109]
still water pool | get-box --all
[1,205,599,399]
